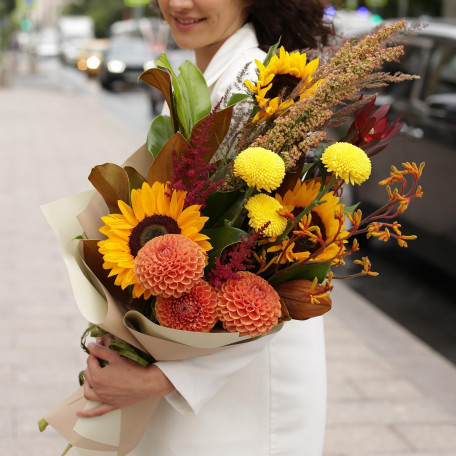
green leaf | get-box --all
[269,261,331,286]
[344,202,360,214]
[301,162,315,179]
[263,39,281,66]
[202,189,243,228]
[177,60,211,126]
[73,235,84,240]
[203,224,248,270]
[227,93,251,107]
[146,115,173,158]
[313,143,329,161]
[156,54,211,139]
[156,53,188,135]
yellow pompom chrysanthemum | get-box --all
[234,147,285,192]
[245,194,287,237]
[321,142,371,185]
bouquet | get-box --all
[39,20,423,455]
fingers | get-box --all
[83,379,101,402]
[77,402,117,418]
[96,334,113,346]
[87,342,119,363]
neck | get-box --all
[194,39,226,73]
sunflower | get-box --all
[245,46,323,123]
[98,181,212,299]
[273,179,348,263]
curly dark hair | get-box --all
[245,0,334,51]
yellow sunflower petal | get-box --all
[118,200,138,226]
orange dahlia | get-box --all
[155,280,218,332]
[217,272,281,337]
[134,234,205,298]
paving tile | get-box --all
[327,358,395,380]
[394,423,456,452]
[350,378,423,400]
[326,399,453,426]
[327,379,361,401]
[324,424,411,454]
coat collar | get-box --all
[203,23,259,88]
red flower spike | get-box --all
[169,101,224,209]
[341,95,404,157]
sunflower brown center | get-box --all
[267,74,302,101]
[129,215,181,257]
[293,211,327,254]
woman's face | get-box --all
[158,0,248,55]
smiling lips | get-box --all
[174,16,205,29]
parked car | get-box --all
[98,38,155,91]
[354,18,456,273]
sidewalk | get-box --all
[1,56,455,456]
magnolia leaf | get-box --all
[227,93,251,107]
[202,189,243,228]
[146,115,173,158]
[124,166,146,192]
[156,53,196,138]
[190,105,234,163]
[88,163,130,213]
[147,132,189,184]
[139,68,172,114]
[268,261,331,286]
[177,60,211,126]
[203,224,247,270]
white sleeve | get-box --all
[155,333,274,415]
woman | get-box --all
[80,1,333,454]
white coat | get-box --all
[132,24,327,456]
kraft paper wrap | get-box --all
[40,144,279,455]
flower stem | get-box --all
[61,444,72,456]
[38,418,48,432]
[228,186,254,227]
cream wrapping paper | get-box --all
[40,145,281,455]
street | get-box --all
[1,52,456,455]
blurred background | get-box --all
[0,0,455,454]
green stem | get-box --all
[61,444,72,456]
[228,186,254,227]
[38,418,48,432]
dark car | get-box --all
[98,38,155,91]
[355,19,456,274]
